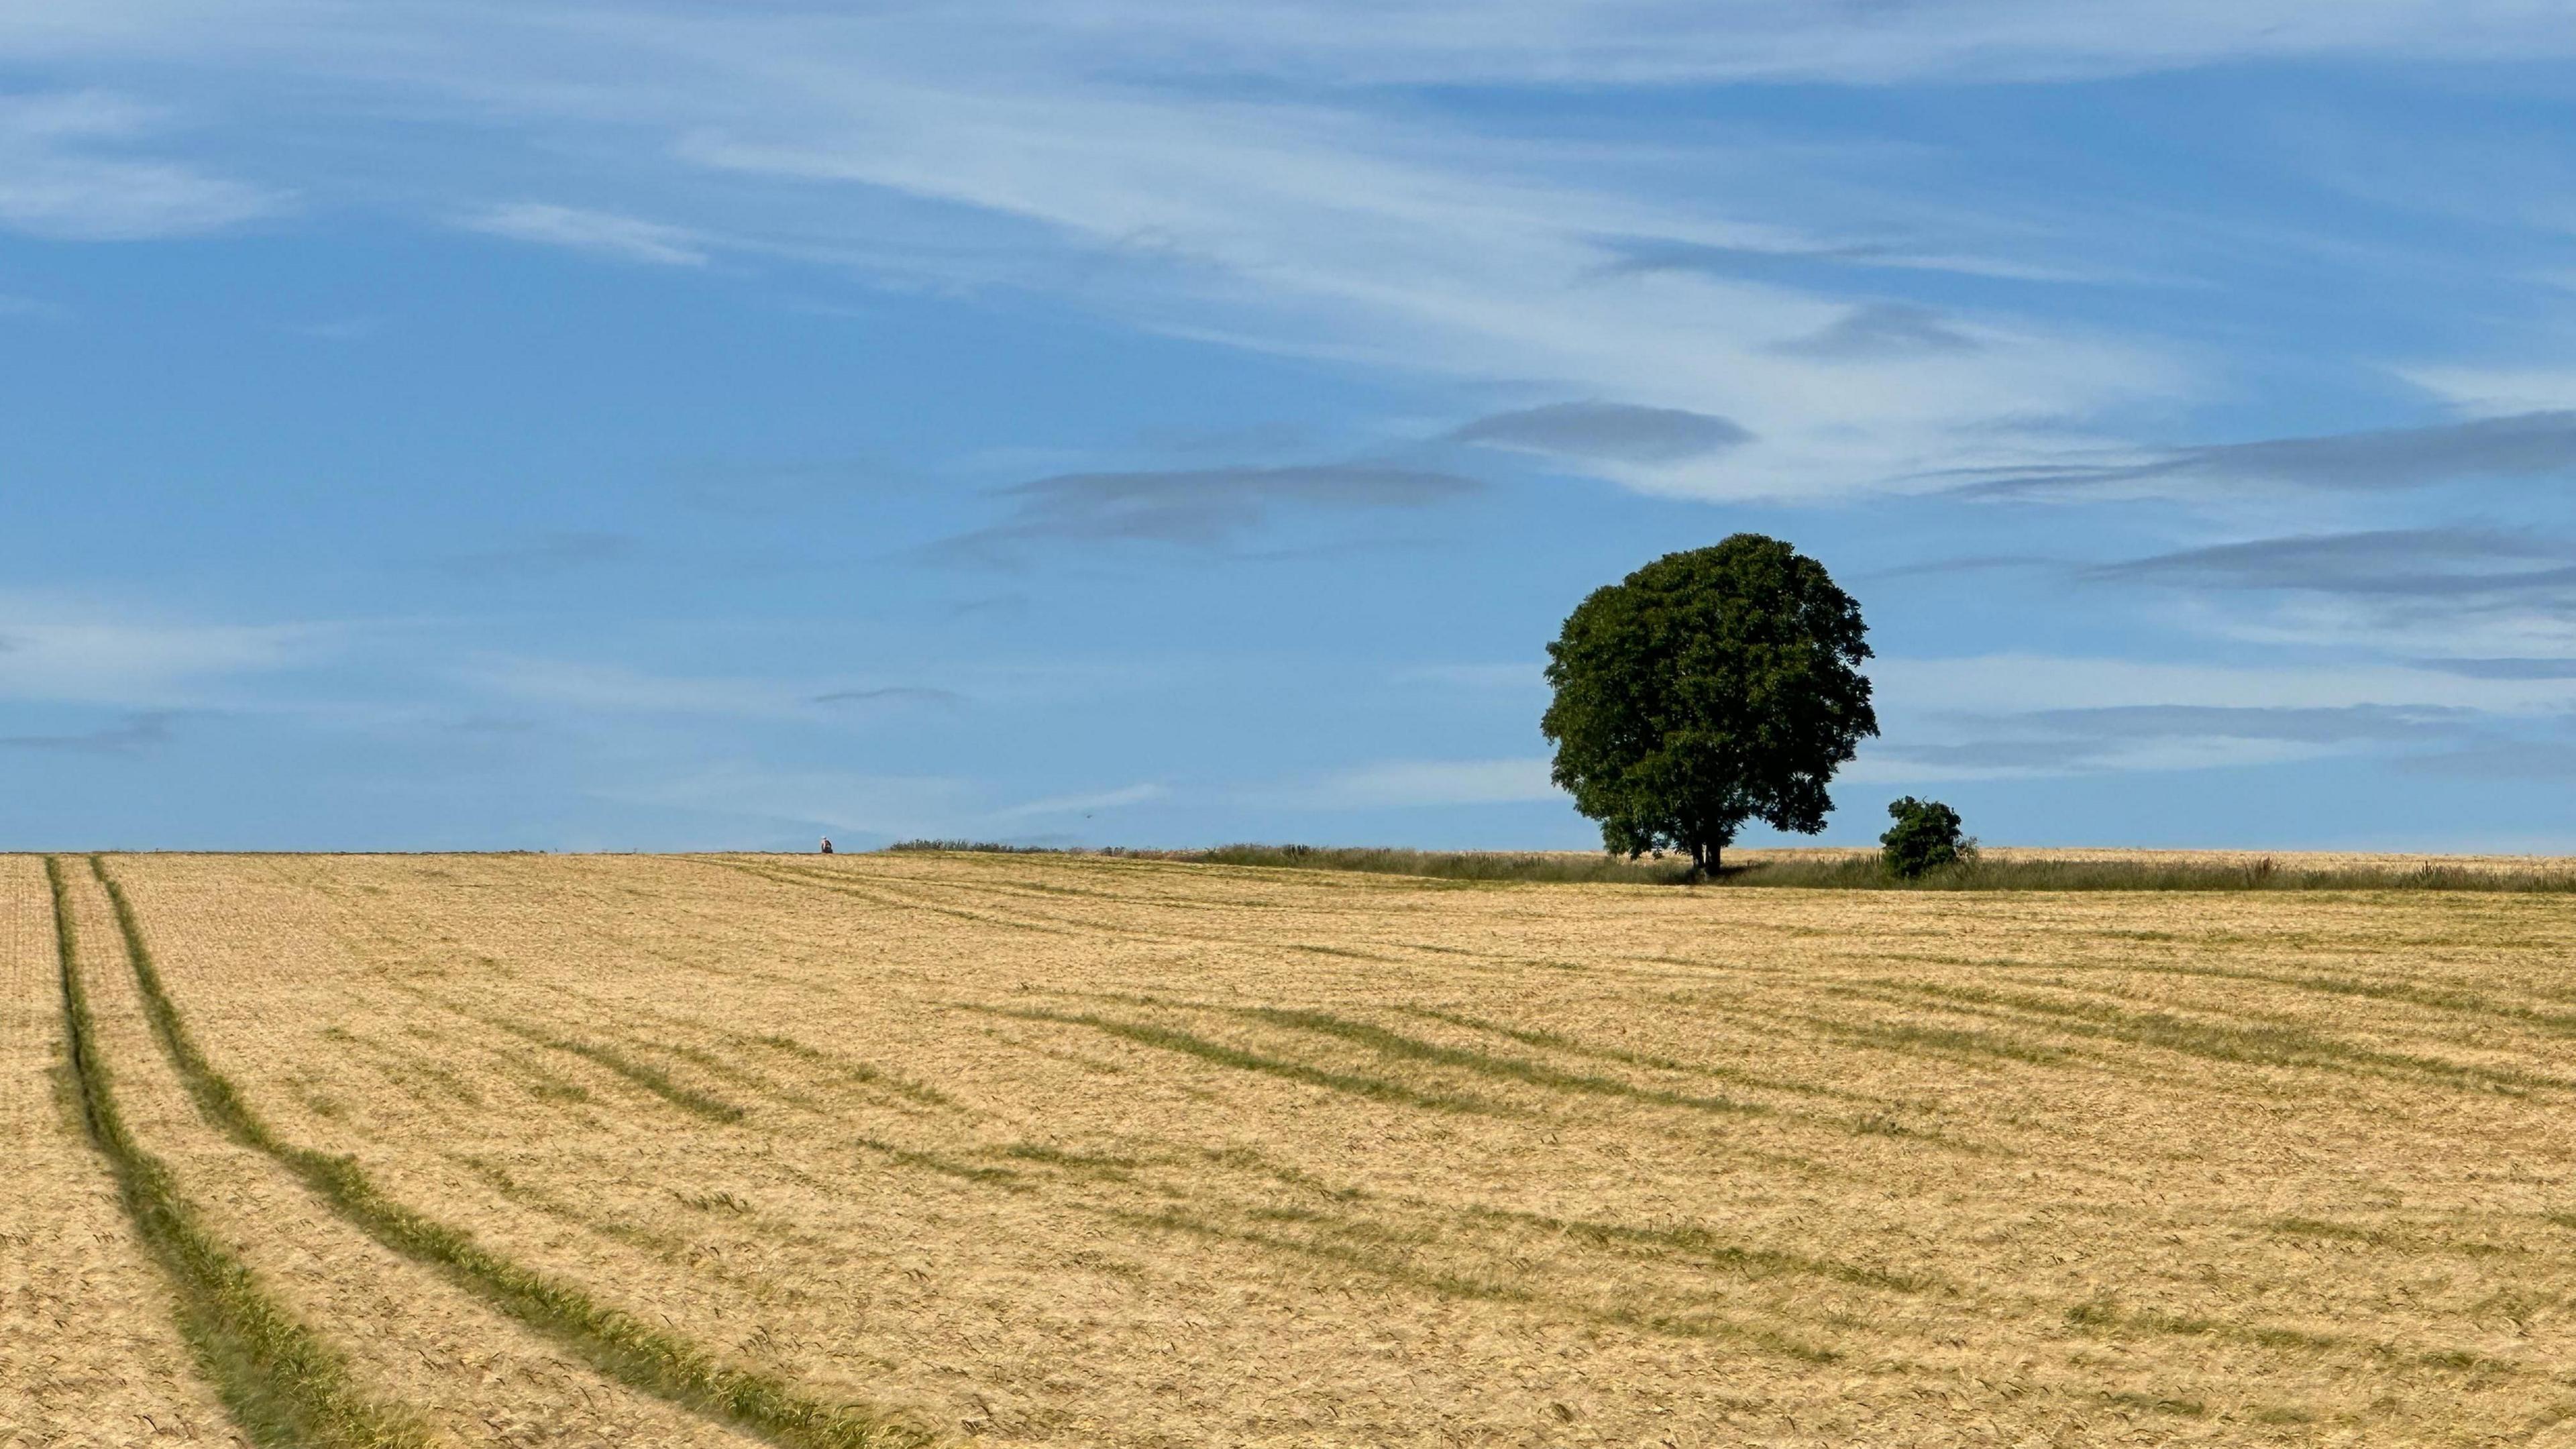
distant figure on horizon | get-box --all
[818,838,834,855]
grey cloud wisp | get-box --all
[2,710,176,754]
[809,686,965,707]
[2008,703,2475,745]
[2088,528,2576,598]
[1448,402,1751,466]
[1772,303,1978,359]
[2076,528,2576,671]
[2410,657,2576,680]
[1957,411,2576,498]
[1878,702,2491,776]
[934,462,1481,563]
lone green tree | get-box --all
[1542,535,1878,877]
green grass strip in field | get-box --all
[480,1016,748,1122]
[975,1003,1501,1113]
[89,855,938,1449]
[47,857,431,1449]
[1242,1007,1766,1116]
[1874,977,2570,1092]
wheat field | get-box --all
[11,849,2576,1446]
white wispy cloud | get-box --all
[606,763,971,838]
[0,7,2204,498]
[1874,653,2576,716]
[606,765,1165,839]
[1311,757,1562,807]
[2399,364,2576,419]
[457,201,709,266]
[1841,735,2347,784]
[458,658,816,718]
[0,89,276,239]
[458,653,1157,719]
[991,782,1167,820]
[0,608,336,704]
[1850,653,2576,783]
[667,90,2174,497]
[2195,596,2576,663]
[9,3,2575,87]
[895,2,2576,85]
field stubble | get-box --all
[15,848,2576,1446]
[0,854,229,1446]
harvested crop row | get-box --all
[45,855,430,1448]
[317,856,2576,1423]
[0,855,229,1447]
[93,849,2576,1444]
[127,854,1902,1441]
[89,855,934,1449]
[60,857,788,1449]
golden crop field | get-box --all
[12,849,2576,1447]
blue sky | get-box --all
[9,4,2576,852]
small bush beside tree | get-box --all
[1880,797,1972,878]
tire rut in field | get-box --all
[46,855,433,1449]
[68,858,786,1448]
[1025,989,1996,1157]
[3,855,234,1440]
[852,1124,1872,1366]
[1395,1003,1864,1101]
[739,855,1863,994]
[1843,976,2573,1095]
[89,855,940,1449]
[965,1002,1504,1114]
[1242,1006,1770,1117]
[722,858,1428,967]
[708,859,1091,941]
[486,978,958,1121]
[360,975,813,1126]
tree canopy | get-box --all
[1880,796,1970,878]
[1541,534,1878,875]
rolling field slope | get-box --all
[13,849,2576,1445]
